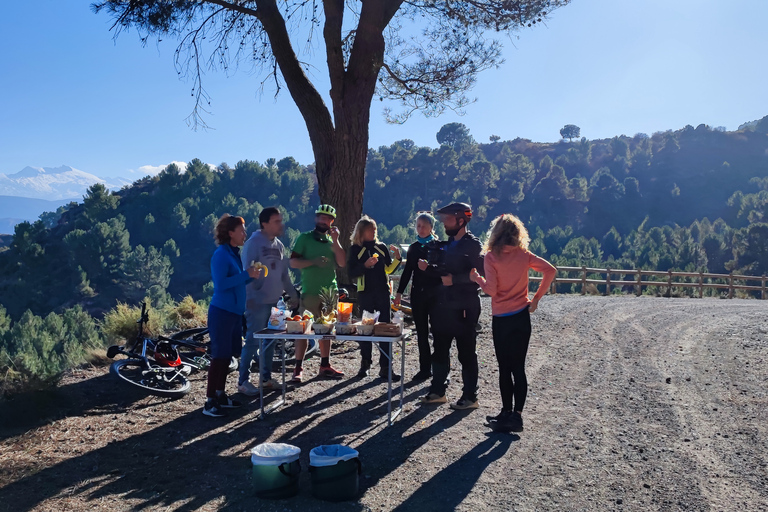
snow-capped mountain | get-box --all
[0,165,133,200]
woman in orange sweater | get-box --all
[470,214,556,433]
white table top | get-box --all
[255,329,410,343]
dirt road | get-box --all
[1,296,766,511]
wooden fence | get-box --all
[391,267,768,299]
[531,266,768,299]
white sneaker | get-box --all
[237,381,260,396]
[260,379,280,390]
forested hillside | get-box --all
[2,117,768,322]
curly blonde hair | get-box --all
[484,214,530,255]
[350,215,379,246]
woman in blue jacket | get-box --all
[204,214,262,418]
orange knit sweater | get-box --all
[476,247,556,316]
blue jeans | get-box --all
[239,302,276,385]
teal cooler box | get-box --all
[251,443,301,499]
[309,444,361,501]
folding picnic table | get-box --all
[254,329,409,426]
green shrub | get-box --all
[164,295,207,330]
[0,305,103,394]
[100,301,167,345]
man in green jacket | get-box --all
[289,204,346,382]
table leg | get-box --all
[257,338,285,419]
[259,338,265,418]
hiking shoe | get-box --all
[216,393,242,408]
[260,378,280,390]
[450,398,479,410]
[203,399,226,418]
[357,360,372,378]
[379,367,401,382]
[237,381,261,396]
[419,392,447,404]
[290,367,304,383]
[319,365,344,379]
[509,411,524,432]
[486,409,512,423]
[411,369,432,381]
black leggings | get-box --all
[358,291,391,367]
[492,308,531,412]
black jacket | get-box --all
[397,240,443,297]
[422,232,483,309]
[347,241,400,297]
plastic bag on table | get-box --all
[361,310,380,326]
[267,307,291,330]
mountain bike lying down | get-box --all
[169,327,238,374]
[106,302,192,398]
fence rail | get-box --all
[530,266,768,299]
[391,267,768,299]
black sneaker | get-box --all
[379,367,401,382]
[411,369,432,381]
[486,409,512,423]
[509,411,524,432]
[216,393,242,409]
[357,360,372,378]
[203,398,226,418]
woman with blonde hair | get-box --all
[470,214,556,432]
[347,215,402,380]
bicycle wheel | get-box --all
[110,358,191,398]
[171,327,209,343]
[274,339,318,361]
[171,328,238,373]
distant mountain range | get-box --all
[0,165,133,200]
[0,165,135,234]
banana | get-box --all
[250,260,269,277]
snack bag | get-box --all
[361,310,380,326]
[337,302,353,323]
[268,306,290,330]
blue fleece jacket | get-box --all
[210,244,252,314]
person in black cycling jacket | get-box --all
[347,215,402,381]
[419,202,483,411]
[394,212,442,381]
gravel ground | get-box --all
[1,295,767,511]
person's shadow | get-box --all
[391,433,518,511]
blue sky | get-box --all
[1,0,767,178]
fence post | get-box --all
[762,275,766,300]
[728,272,734,299]
[667,270,673,297]
[605,267,611,296]
[635,269,642,296]
[699,271,704,299]
[550,274,557,295]
[581,266,587,295]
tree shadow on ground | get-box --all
[0,356,497,511]
[0,371,148,441]
[391,433,518,511]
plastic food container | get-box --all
[335,323,356,336]
[285,320,305,334]
[355,323,374,336]
[312,323,333,334]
